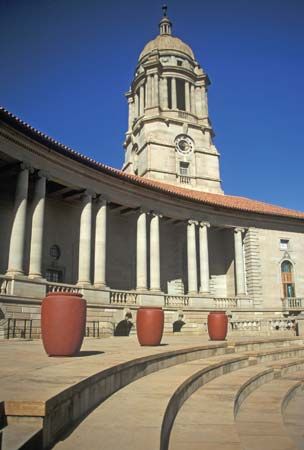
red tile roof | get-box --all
[1,106,304,221]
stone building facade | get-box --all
[0,10,303,338]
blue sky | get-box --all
[1,0,303,210]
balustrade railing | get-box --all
[0,276,11,295]
[178,175,191,185]
[230,320,261,332]
[230,318,296,334]
[110,290,137,305]
[46,282,81,294]
[282,297,304,310]
[164,295,189,307]
[214,297,238,309]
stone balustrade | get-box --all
[214,297,238,309]
[164,295,189,307]
[282,297,304,310]
[178,175,191,185]
[0,276,10,295]
[46,282,81,294]
[110,290,138,305]
[230,318,296,335]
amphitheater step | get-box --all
[283,384,304,449]
[54,353,250,450]
[2,418,42,450]
[169,358,304,450]
[235,372,304,450]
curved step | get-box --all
[283,384,304,449]
[236,372,304,450]
[168,359,304,450]
[2,337,303,449]
[54,353,250,450]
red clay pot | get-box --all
[41,292,86,356]
[207,311,228,341]
[136,307,164,346]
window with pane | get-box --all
[179,161,189,175]
[281,260,295,298]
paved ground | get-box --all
[0,335,219,405]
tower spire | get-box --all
[159,5,172,35]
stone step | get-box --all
[235,372,304,450]
[54,353,250,450]
[283,382,304,449]
[2,418,42,450]
[3,337,304,450]
[169,358,304,450]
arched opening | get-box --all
[281,260,295,298]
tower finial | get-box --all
[159,5,172,35]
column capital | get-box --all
[19,162,34,173]
[234,227,245,234]
[138,207,149,215]
[199,221,210,228]
[149,211,163,218]
[95,195,108,206]
[81,190,94,201]
[188,219,199,226]
[36,170,49,179]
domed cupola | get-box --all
[122,6,223,195]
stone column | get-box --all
[185,81,190,112]
[94,198,107,288]
[190,85,196,115]
[171,77,177,109]
[161,77,168,109]
[147,75,152,108]
[201,86,208,117]
[187,220,198,294]
[199,222,210,294]
[150,213,161,292]
[151,75,155,106]
[78,192,92,285]
[7,164,29,276]
[195,86,204,117]
[234,228,246,296]
[139,85,145,116]
[154,73,159,107]
[29,173,46,278]
[134,92,139,119]
[128,97,134,130]
[136,210,147,291]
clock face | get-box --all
[175,135,194,155]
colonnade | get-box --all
[6,166,247,296]
[129,73,207,124]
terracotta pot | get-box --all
[136,307,164,346]
[41,292,86,356]
[207,311,228,341]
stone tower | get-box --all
[122,7,223,194]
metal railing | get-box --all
[6,318,32,339]
[85,321,100,338]
[110,290,138,305]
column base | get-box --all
[28,274,45,280]
[199,290,210,296]
[6,270,25,278]
[94,283,109,290]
